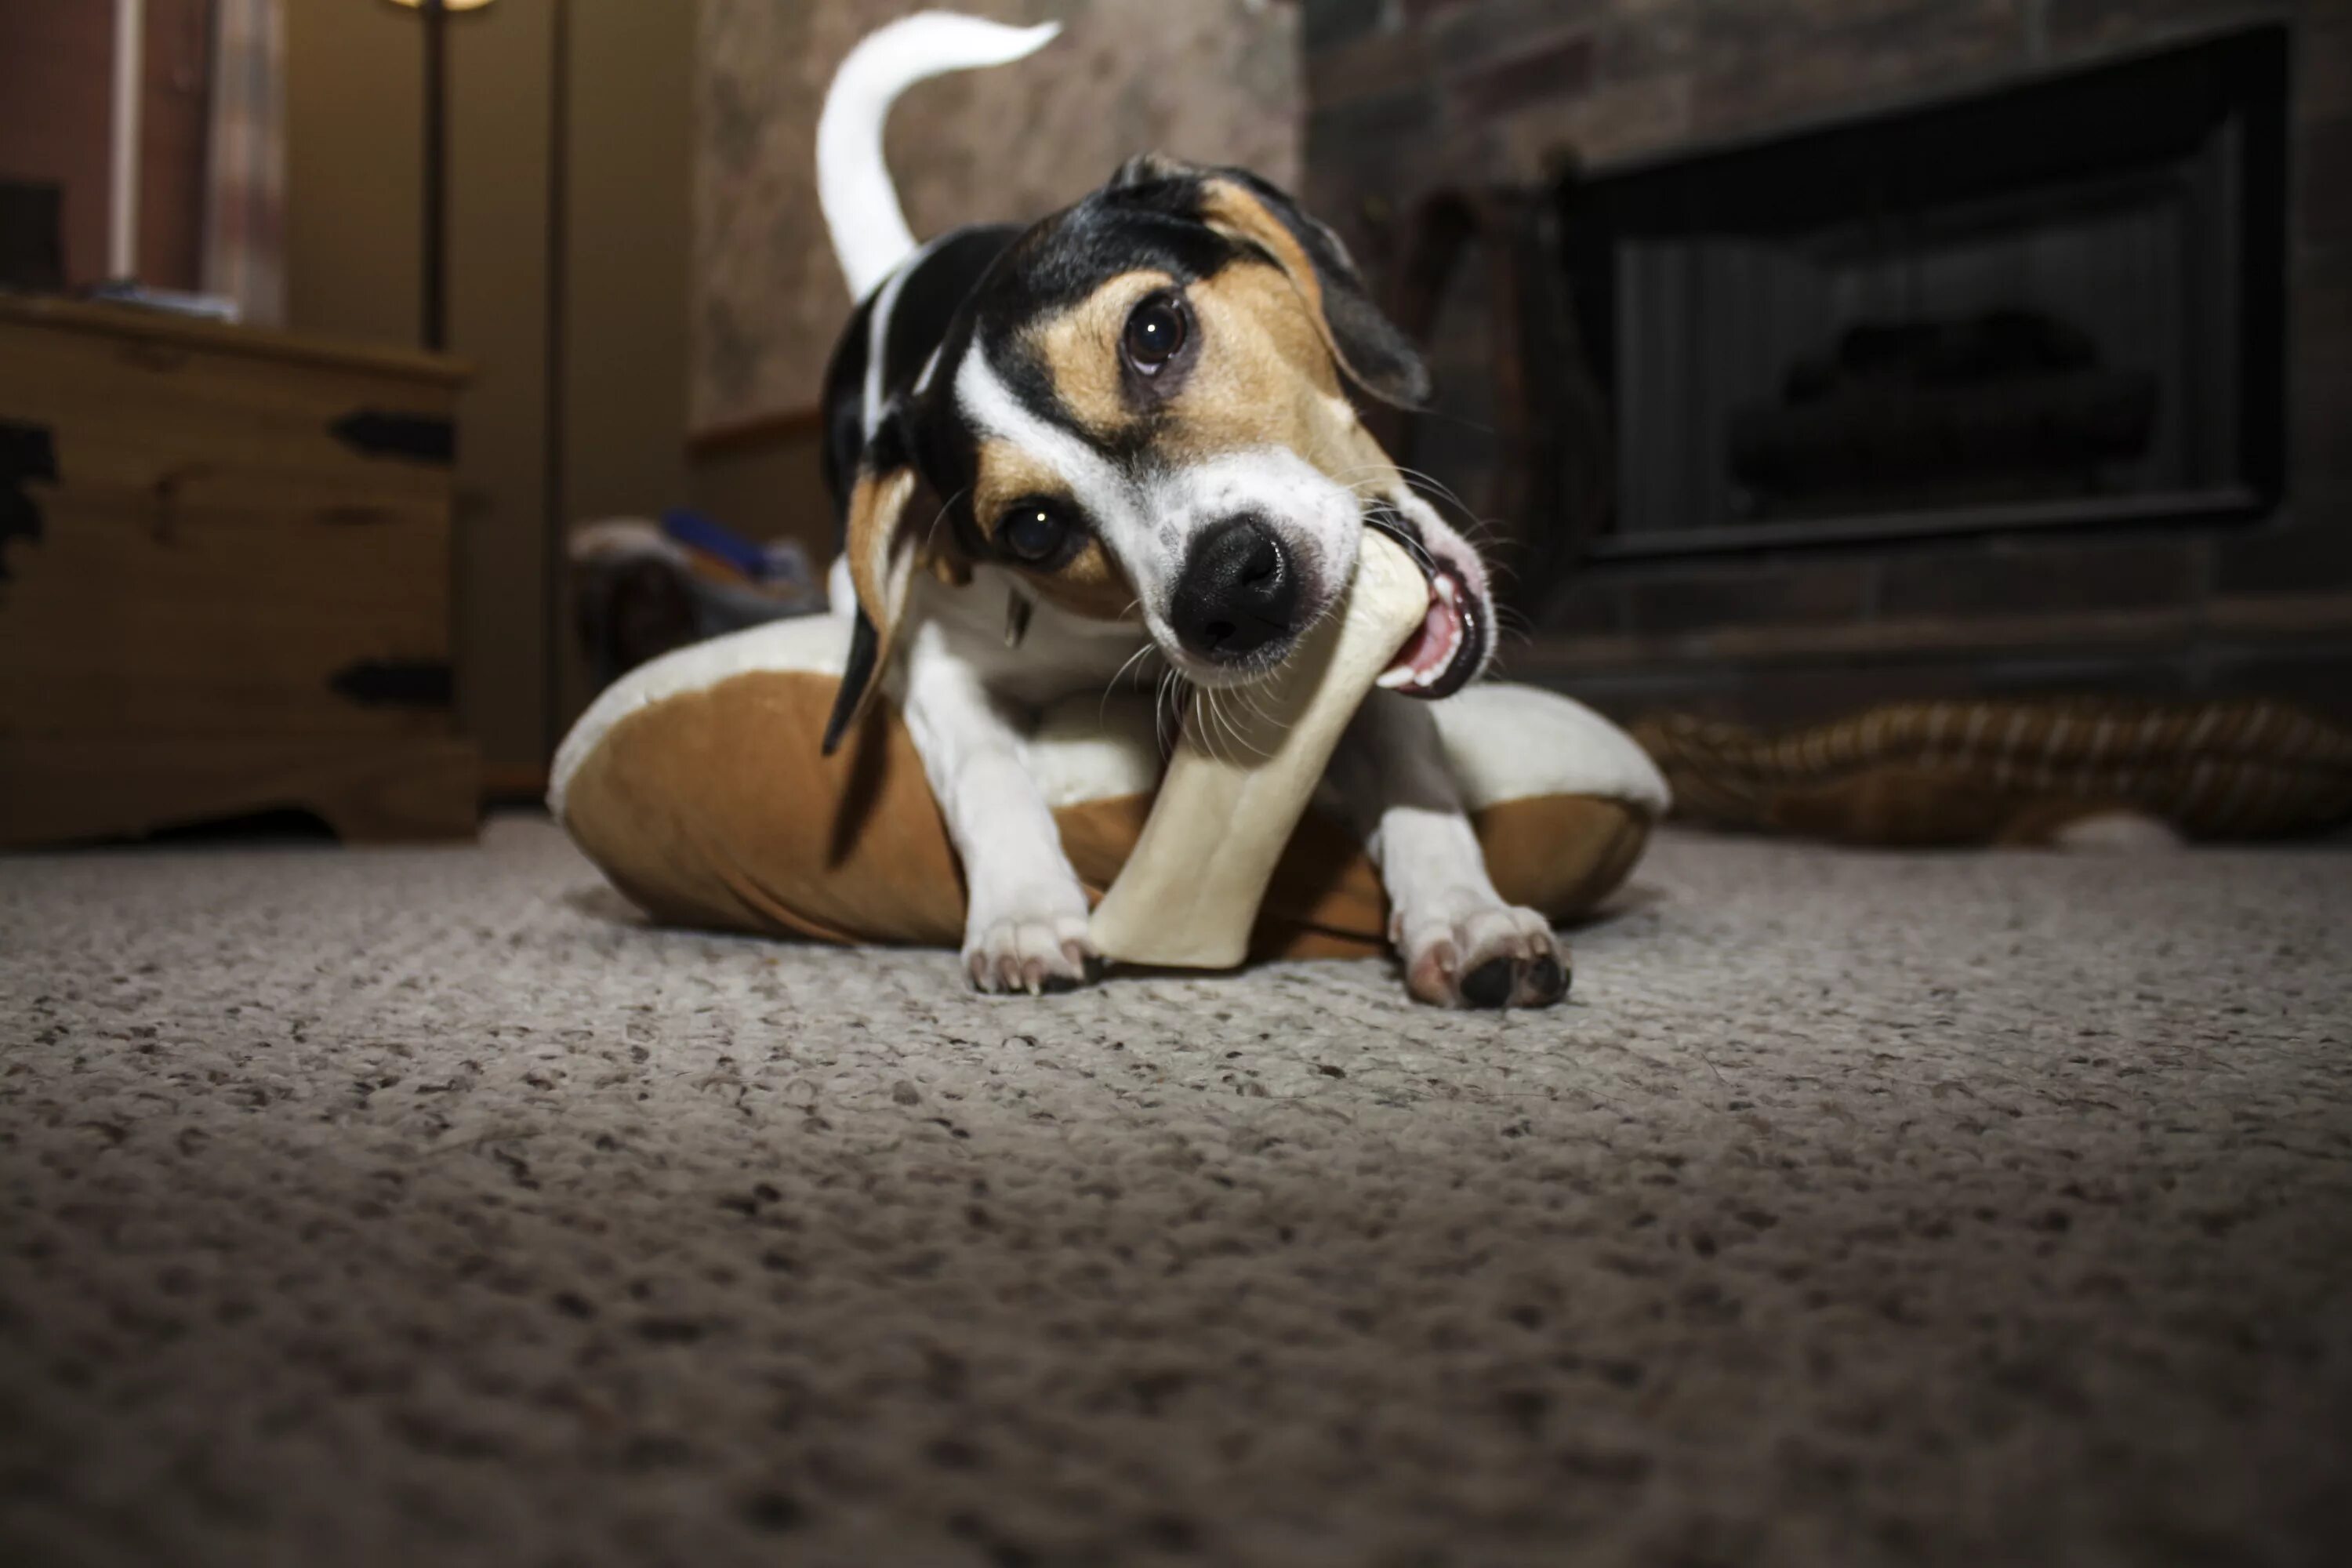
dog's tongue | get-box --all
[1376,571,1464,694]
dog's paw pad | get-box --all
[964,908,1097,996]
[1520,953,1571,1007]
[1399,903,1569,1010]
[1460,956,1515,1009]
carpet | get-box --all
[2,817,2348,1566]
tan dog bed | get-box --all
[550,616,1669,960]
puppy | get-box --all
[815,12,1567,1008]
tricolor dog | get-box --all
[817,11,1568,1008]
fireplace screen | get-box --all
[1556,25,2286,557]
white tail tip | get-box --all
[818,13,1065,301]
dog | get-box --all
[815,12,1568,1009]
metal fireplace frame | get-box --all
[1552,23,2291,563]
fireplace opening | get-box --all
[1555,24,2288,559]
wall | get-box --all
[549,0,694,735]
[0,0,212,290]
[691,0,1305,434]
[286,0,690,784]
[1302,0,2352,726]
[685,412,834,564]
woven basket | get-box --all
[1632,699,2352,846]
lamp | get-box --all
[379,0,499,350]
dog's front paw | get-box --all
[1392,900,1570,1010]
[964,894,1098,996]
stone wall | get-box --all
[1301,0,2352,725]
[693,0,1302,431]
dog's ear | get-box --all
[1161,162,1430,408]
[822,414,927,756]
[1107,151,1198,191]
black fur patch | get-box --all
[821,225,1019,528]
[822,607,881,757]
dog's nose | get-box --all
[1170,515,1298,663]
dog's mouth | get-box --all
[1365,506,1487,701]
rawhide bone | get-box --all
[1089,528,1431,969]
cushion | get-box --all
[550,615,1669,960]
[1633,699,2352,847]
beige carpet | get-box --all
[2,816,2348,1567]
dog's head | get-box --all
[826,156,1496,750]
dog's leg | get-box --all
[898,633,1097,994]
[1326,691,1570,1008]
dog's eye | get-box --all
[1000,500,1070,563]
[1122,294,1187,374]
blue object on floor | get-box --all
[659,507,772,581]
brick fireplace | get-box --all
[1304,0,2352,727]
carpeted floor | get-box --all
[2,816,2348,1567]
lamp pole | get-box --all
[420,0,448,350]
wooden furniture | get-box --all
[0,296,478,846]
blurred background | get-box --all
[2,0,2346,845]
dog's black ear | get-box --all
[1192,167,1430,408]
[822,408,926,756]
[1107,151,1197,191]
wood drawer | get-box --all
[0,486,452,737]
[0,309,458,499]
[0,298,477,844]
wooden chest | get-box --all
[0,297,479,846]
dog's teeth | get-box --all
[1377,664,1416,689]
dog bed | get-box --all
[550,616,1669,960]
[1633,698,2352,847]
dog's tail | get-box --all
[817,11,1061,302]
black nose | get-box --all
[1170,516,1299,663]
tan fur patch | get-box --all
[838,463,920,734]
[1023,539,1139,622]
[970,439,1066,529]
[970,438,1139,624]
[1156,263,1359,477]
[1027,270,1172,440]
[1197,180,1344,374]
[1004,234,1377,496]
[846,466,917,638]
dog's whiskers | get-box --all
[1153,667,1185,759]
[916,487,968,557]
[1204,684,1272,764]
[1200,685,1230,767]
[1099,641,1160,730]
[1335,467,1517,565]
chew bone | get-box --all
[1089,528,1431,969]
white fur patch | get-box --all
[1141,446,1361,628]
[955,350,1138,530]
[817,14,1060,299]
[862,236,943,438]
